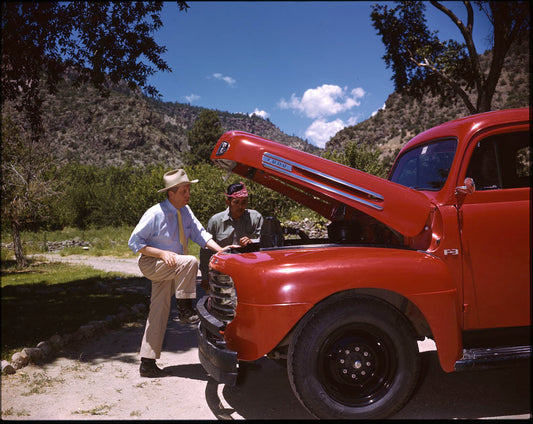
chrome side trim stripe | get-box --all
[262,152,384,211]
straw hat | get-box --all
[157,169,198,193]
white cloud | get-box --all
[371,103,386,117]
[249,108,270,119]
[305,118,347,148]
[212,73,236,86]
[347,115,359,126]
[279,84,365,119]
[184,94,200,104]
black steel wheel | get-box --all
[288,294,420,419]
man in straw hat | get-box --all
[129,169,233,378]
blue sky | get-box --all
[147,1,492,148]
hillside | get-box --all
[326,36,530,162]
[2,36,528,169]
[17,80,319,168]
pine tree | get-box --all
[184,110,225,165]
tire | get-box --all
[287,294,420,419]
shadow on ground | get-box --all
[206,351,530,419]
[1,274,151,354]
[58,287,530,420]
[5,274,529,420]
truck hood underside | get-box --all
[211,131,431,238]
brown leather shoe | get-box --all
[139,359,169,378]
[176,299,200,324]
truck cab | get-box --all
[197,108,530,419]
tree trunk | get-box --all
[11,220,28,268]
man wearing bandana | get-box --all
[199,182,264,291]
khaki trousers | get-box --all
[138,254,198,359]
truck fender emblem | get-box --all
[263,154,293,172]
[216,141,230,156]
[444,248,459,256]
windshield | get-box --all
[389,138,457,191]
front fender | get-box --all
[212,246,462,370]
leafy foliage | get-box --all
[370,1,530,113]
[184,110,225,165]
[323,143,387,178]
[49,163,165,230]
[1,1,189,104]
[29,162,300,234]
[1,118,60,265]
[1,119,55,225]
[185,163,303,223]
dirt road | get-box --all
[1,254,530,420]
[30,253,144,276]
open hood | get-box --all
[211,131,431,237]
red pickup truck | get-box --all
[197,108,531,419]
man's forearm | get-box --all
[138,246,166,259]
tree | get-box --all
[323,142,387,178]
[184,110,225,165]
[2,1,189,137]
[1,118,58,266]
[371,1,530,114]
[1,1,189,266]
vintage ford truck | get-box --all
[197,108,531,419]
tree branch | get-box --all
[409,55,476,114]
[430,1,485,95]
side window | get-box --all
[515,146,531,181]
[390,138,457,190]
[466,141,500,189]
[466,131,530,190]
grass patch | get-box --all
[1,224,201,259]
[1,258,149,360]
[1,260,122,287]
[1,225,136,257]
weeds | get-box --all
[2,407,30,417]
[60,361,104,378]
[21,371,65,396]
[72,403,115,416]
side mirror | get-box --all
[455,177,476,196]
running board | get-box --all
[455,345,531,371]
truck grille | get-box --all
[208,270,237,324]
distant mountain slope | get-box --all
[27,80,319,168]
[2,36,528,169]
[326,36,530,162]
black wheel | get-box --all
[287,295,420,419]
